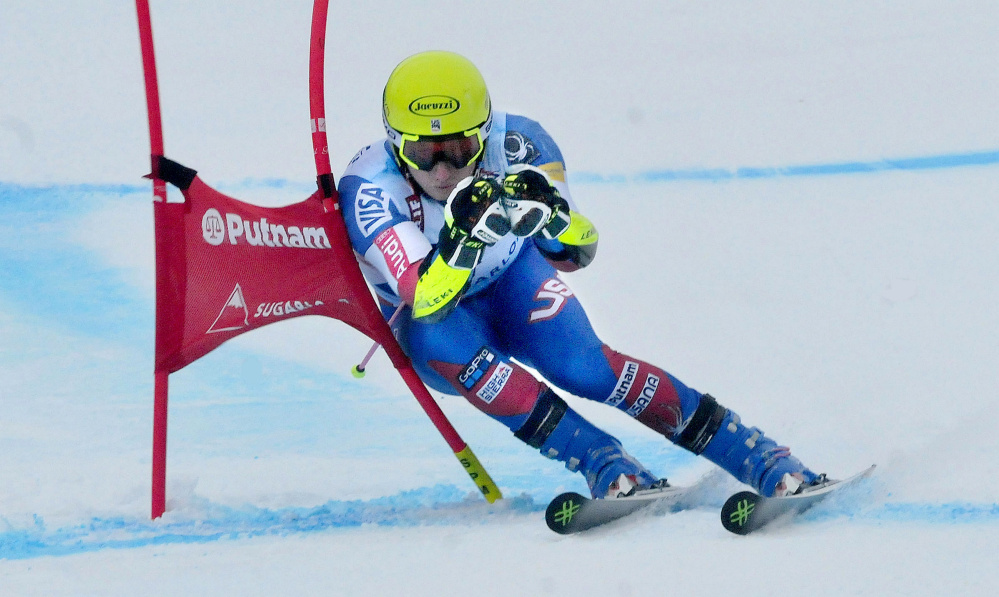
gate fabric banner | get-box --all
[154,173,404,375]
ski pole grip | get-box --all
[455,445,502,503]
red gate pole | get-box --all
[151,372,169,517]
[136,0,169,518]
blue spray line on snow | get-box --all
[572,148,999,184]
[802,501,999,526]
[0,486,542,561]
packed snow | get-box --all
[2,1,998,595]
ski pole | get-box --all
[352,302,405,378]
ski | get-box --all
[720,464,876,535]
[545,484,690,534]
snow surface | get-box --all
[2,1,999,595]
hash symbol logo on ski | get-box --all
[546,492,589,534]
[552,499,581,527]
[554,500,580,526]
[729,498,756,528]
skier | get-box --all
[339,50,823,500]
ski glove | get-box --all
[502,164,571,239]
[433,176,508,269]
[412,176,507,322]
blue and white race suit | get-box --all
[339,111,698,434]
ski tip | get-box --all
[720,491,761,535]
[545,492,588,535]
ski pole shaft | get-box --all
[352,302,405,377]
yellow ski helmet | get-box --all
[383,51,492,170]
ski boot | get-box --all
[514,388,661,498]
[673,394,821,497]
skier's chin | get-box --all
[426,185,455,203]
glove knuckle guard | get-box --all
[446,176,510,244]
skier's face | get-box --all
[409,159,477,203]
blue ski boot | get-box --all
[514,389,660,498]
[671,394,820,497]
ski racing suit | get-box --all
[338,111,818,498]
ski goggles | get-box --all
[397,128,485,171]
